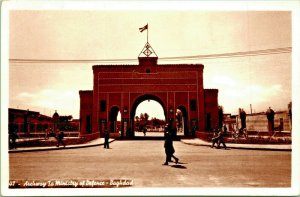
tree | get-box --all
[58,115,73,131]
[144,113,149,121]
[140,113,144,121]
[139,113,149,131]
[151,118,162,128]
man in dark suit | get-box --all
[56,130,65,148]
[104,129,110,149]
[217,130,227,149]
[163,130,179,165]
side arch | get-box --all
[109,106,120,133]
[176,105,189,136]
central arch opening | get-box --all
[130,95,166,138]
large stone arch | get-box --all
[79,56,219,140]
[130,94,167,137]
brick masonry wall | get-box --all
[237,111,291,132]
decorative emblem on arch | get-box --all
[138,42,158,58]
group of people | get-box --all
[9,128,66,149]
[45,128,66,148]
[211,127,227,149]
[43,127,66,148]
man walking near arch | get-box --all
[104,129,110,149]
[163,125,179,165]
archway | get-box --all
[176,106,188,136]
[130,94,167,137]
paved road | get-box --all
[9,140,291,188]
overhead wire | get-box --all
[9,47,291,64]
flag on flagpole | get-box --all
[139,24,148,32]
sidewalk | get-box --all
[9,137,291,153]
[9,138,115,153]
[181,138,292,151]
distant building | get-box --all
[242,111,291,132]
[223,113,238,132]
[224,110,291,132]
[70,119,80,131]
[8,108,52,133]
[8,108,79,133]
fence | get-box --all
[15,131,80,139]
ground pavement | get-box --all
[9,138,291,189]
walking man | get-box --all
[211,129,219,148]
[143,126,147,136]
[56,129,65,148]
[104,129,110,149]
[163,130,179,165]
[217,130,227,149]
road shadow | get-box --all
[175,161,187,165]
[220,148,230,150]
[170,164,187,169]
[211,147,231,150]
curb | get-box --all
[8,139,116,153]
[180,140,292,151]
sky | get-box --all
[7,2,294,119]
